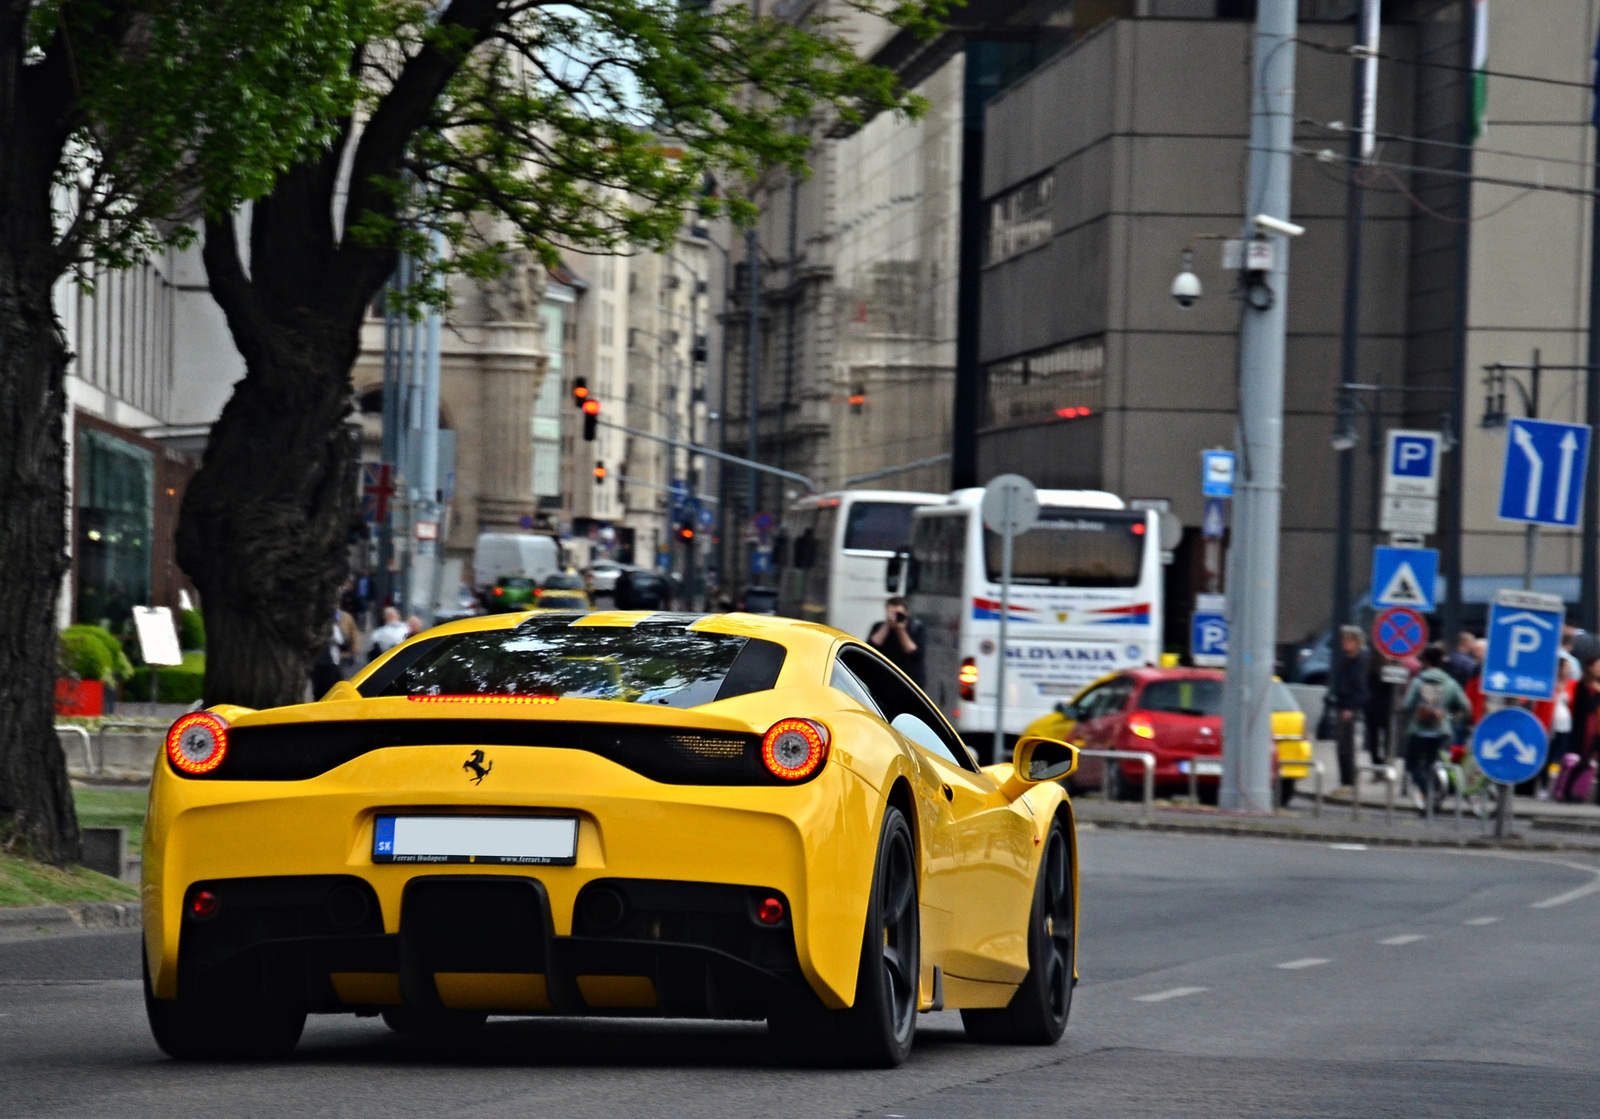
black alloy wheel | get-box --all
[143,953,306,1060]
[963,820,1074,1044]
[771,804,919,1068]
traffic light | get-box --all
[593,461,606,484]
[677,525,695,543]
[582,397,599,441]
[571,377,588,408]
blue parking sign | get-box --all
[1385,430,1441,498]
[1483,590,1565,700]
[1191,594,1227,667]
[1498,418,1591,528]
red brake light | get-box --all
[165,712,228,776]
[187,890,220,920]
[407,694,558,705]
[756,897,785,925]
[1131,522,1146,535]
[959,657,978,702]
[1128,716,1156,740]
[761,718,829,781]
[494,587,504,596]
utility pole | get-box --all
[746,224,761,567]
[1330,0,1381,731]
[1583,71,1600,632]
[1221,0,1298,814]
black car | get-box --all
[741,586,778,615]
[614,569,671,610]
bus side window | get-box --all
[794,528,816,570]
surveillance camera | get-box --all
[1171,268,1202,309]
[1252,213,1306,238]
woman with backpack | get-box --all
[1553,650,1600,804]
[1401,643,1472,814]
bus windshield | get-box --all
[844,502,919,553]
[983,508,1145,587]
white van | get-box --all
[472,533,562,588]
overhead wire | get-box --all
[1295,37,1596,93]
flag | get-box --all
[1469,0,1489,140]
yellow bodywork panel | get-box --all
[143,612,1077,1018]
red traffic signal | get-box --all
[572,377,588,407]
[582,397,599,441]
[677,526,695,542]
[593,462,607,483]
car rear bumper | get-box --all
[168,873,809,1020]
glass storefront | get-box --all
[76,427,153,630]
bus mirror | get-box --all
[885,550,916,594]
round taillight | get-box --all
[756,897,785,925]
[760,718,830,781]
[165,712,228,776]
[188,889,220,920]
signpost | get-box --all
[1371,606,1428,661]
[1191,594,1228,667]
[981,474,1041,763]
[1472,706,1550,840]
[1201,450,1235,498]
[1371,546,1439,612]
[1202,498,1227,540]
[1483,589,1564,700]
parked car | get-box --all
[1025,669,1307,804]
[614,569,671,610]
[741,586,778,615]
[585,561,626,595]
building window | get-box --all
[600,301,615,346]
[76,426,154,629]
[981,336,1105,431]
[986,172,1055,265]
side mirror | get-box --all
[997,735,1079,800]
[1054,700,1079,720]
[885,554,904,593]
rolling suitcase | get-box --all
[1550,753,1597,803]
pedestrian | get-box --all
[1401,643,1472,813]
[367,606,409,661]
[1328,625,1369,789]
[868,596,925,687]
[405,614,425,638]
[310,612,347,698]
[1555,650,1600,804]
[1445,630,1479,685]
[1538,655,1578,798]
[336,607,359,677]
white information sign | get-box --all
[131,606,184,667]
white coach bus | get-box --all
[902,488,1163,762]
[774,489,945,639]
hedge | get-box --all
[59,624,133,684]
[178,608,205,650]
[126,654,206,705]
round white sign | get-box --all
[980,474,1040,537]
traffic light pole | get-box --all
[595,418,814,491]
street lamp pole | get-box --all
[1220,0,1298,814]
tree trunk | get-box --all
[0,257,81,864]
[176,307,362,710]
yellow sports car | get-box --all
[143,611,1080,1066]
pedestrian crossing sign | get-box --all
[1371,546,1438,612]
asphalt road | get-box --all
[4,830,1598,1118]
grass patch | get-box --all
[74,785,149,852]
[0,850,138,908]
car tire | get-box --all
[380,1006,488,1036]
[1107,762,1138,802]
[961,819,1074,1045]
[143,953,305,1060]
[769,803,919,1068]
[1278,777,1297,807]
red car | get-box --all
[1063,668,1226,803]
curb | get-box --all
[0,901,141,936]
[1074,814,1600,853]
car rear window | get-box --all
[983,508,1145,587]
[499,577,533,590]
[535,594,589,610]
[360,622,785,708]
[1271,682,1301,714]
[1136,678,1223,717]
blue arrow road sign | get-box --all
[1372,546,1438,611]
[1483,590,1565,700]
[1472,707,1549,786]
[1498,418,1592,528]
[1201,451,1235,498]
[698,505,715,527]
[1201,497,1227,540]
[1191,594,1227,667]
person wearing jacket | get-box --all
[1401,643,1473,813]
[1329,626,1370,789]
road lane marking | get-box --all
[1464,917,1501,926]
[1530,867,1600,909]
[1133,986,1208,1003]
[1276,958,1330,970]
[1379,934,1425,945]
[1328,843,1368,850]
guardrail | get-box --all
[1075,749,1158,820]
[1352,762,1399,825]
[54,724,94,774]
[1276,757,1326,817]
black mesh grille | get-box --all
[183,719,801,785]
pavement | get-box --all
[3,830,1597,1117]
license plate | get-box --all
[1178,760,1224,777]
[372,816,578,865]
